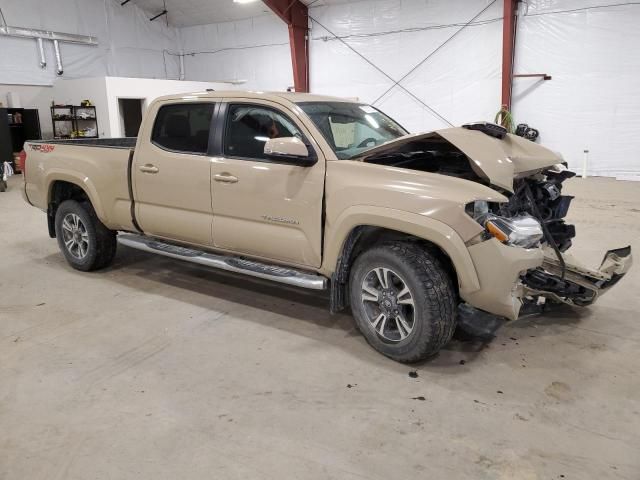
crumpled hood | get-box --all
[355,127,563,192]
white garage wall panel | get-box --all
[0,0,180,85]
[176,0,640,178]
[179,15,293,90]
[513,0,640,179]
[308,0,502,134]
[5,77,233,138]
[178,0,502,133]
[103,77,233,137]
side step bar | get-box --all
[117,234,328,290]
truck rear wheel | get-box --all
[54,200,117,271]
[349,242,457,363]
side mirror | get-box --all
[264,137,317,166]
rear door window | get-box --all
[152,103,215,154]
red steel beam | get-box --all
[501,0,518,110]
[263,0,309,92]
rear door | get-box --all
[210,100,325,268]
[133,100,216,246]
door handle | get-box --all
[139,164,159,174]
[213,173,238,184]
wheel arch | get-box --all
[46,175,104,238]
[323,207,480,313]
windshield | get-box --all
[298,102,408,159]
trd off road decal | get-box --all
[29,144,55,153]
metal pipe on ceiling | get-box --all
[0,25,97,44]
[53,39,63,75]
[0,24,97,74]
[37,37,46,68]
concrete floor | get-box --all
[1,174,639,479]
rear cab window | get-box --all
[151,103,215,154]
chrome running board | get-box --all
[117,234,328,290]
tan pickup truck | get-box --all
[22,91,631,362]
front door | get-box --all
[133,100,215,247]
[210,101,325,268]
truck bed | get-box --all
[24,138,136,233]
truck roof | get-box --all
[153,90,357,105]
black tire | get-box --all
[349,242,457,363]
[0,180,6,192]
[54,199,117,271]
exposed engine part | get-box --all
[515,123,539,142]
[365,138,484,182]
[542,182,560,201]
[493,168,576,252]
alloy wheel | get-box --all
[61,213,89,259]
[361,267,415,342]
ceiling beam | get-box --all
[262,0,309,92]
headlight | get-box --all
[466,201,543,248]
[484,214,543,248]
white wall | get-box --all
[0,0,180,86]
[1,81,107,138]
[179,0,502,133]
[109,2,498,128]
[0,0,183,138]
[52,78,109,138]
[512,0,640,179]
[308,0,501,134]
[179,14,293,90]
[177,0,640,178]
[2,77,233,139]
[0,84,54,135]
[103,77,232,137]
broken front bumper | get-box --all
[461,238,544,320]
[461,240,632,320]
[523,246,633,306]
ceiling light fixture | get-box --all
[233,0,259,4]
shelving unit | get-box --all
[0,108,42,170]
[51,105,99,139]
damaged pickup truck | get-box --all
[22,91,631,362]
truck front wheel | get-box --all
[54,200,117,271]
[349,242,457,363]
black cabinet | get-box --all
[0,108,42,168]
